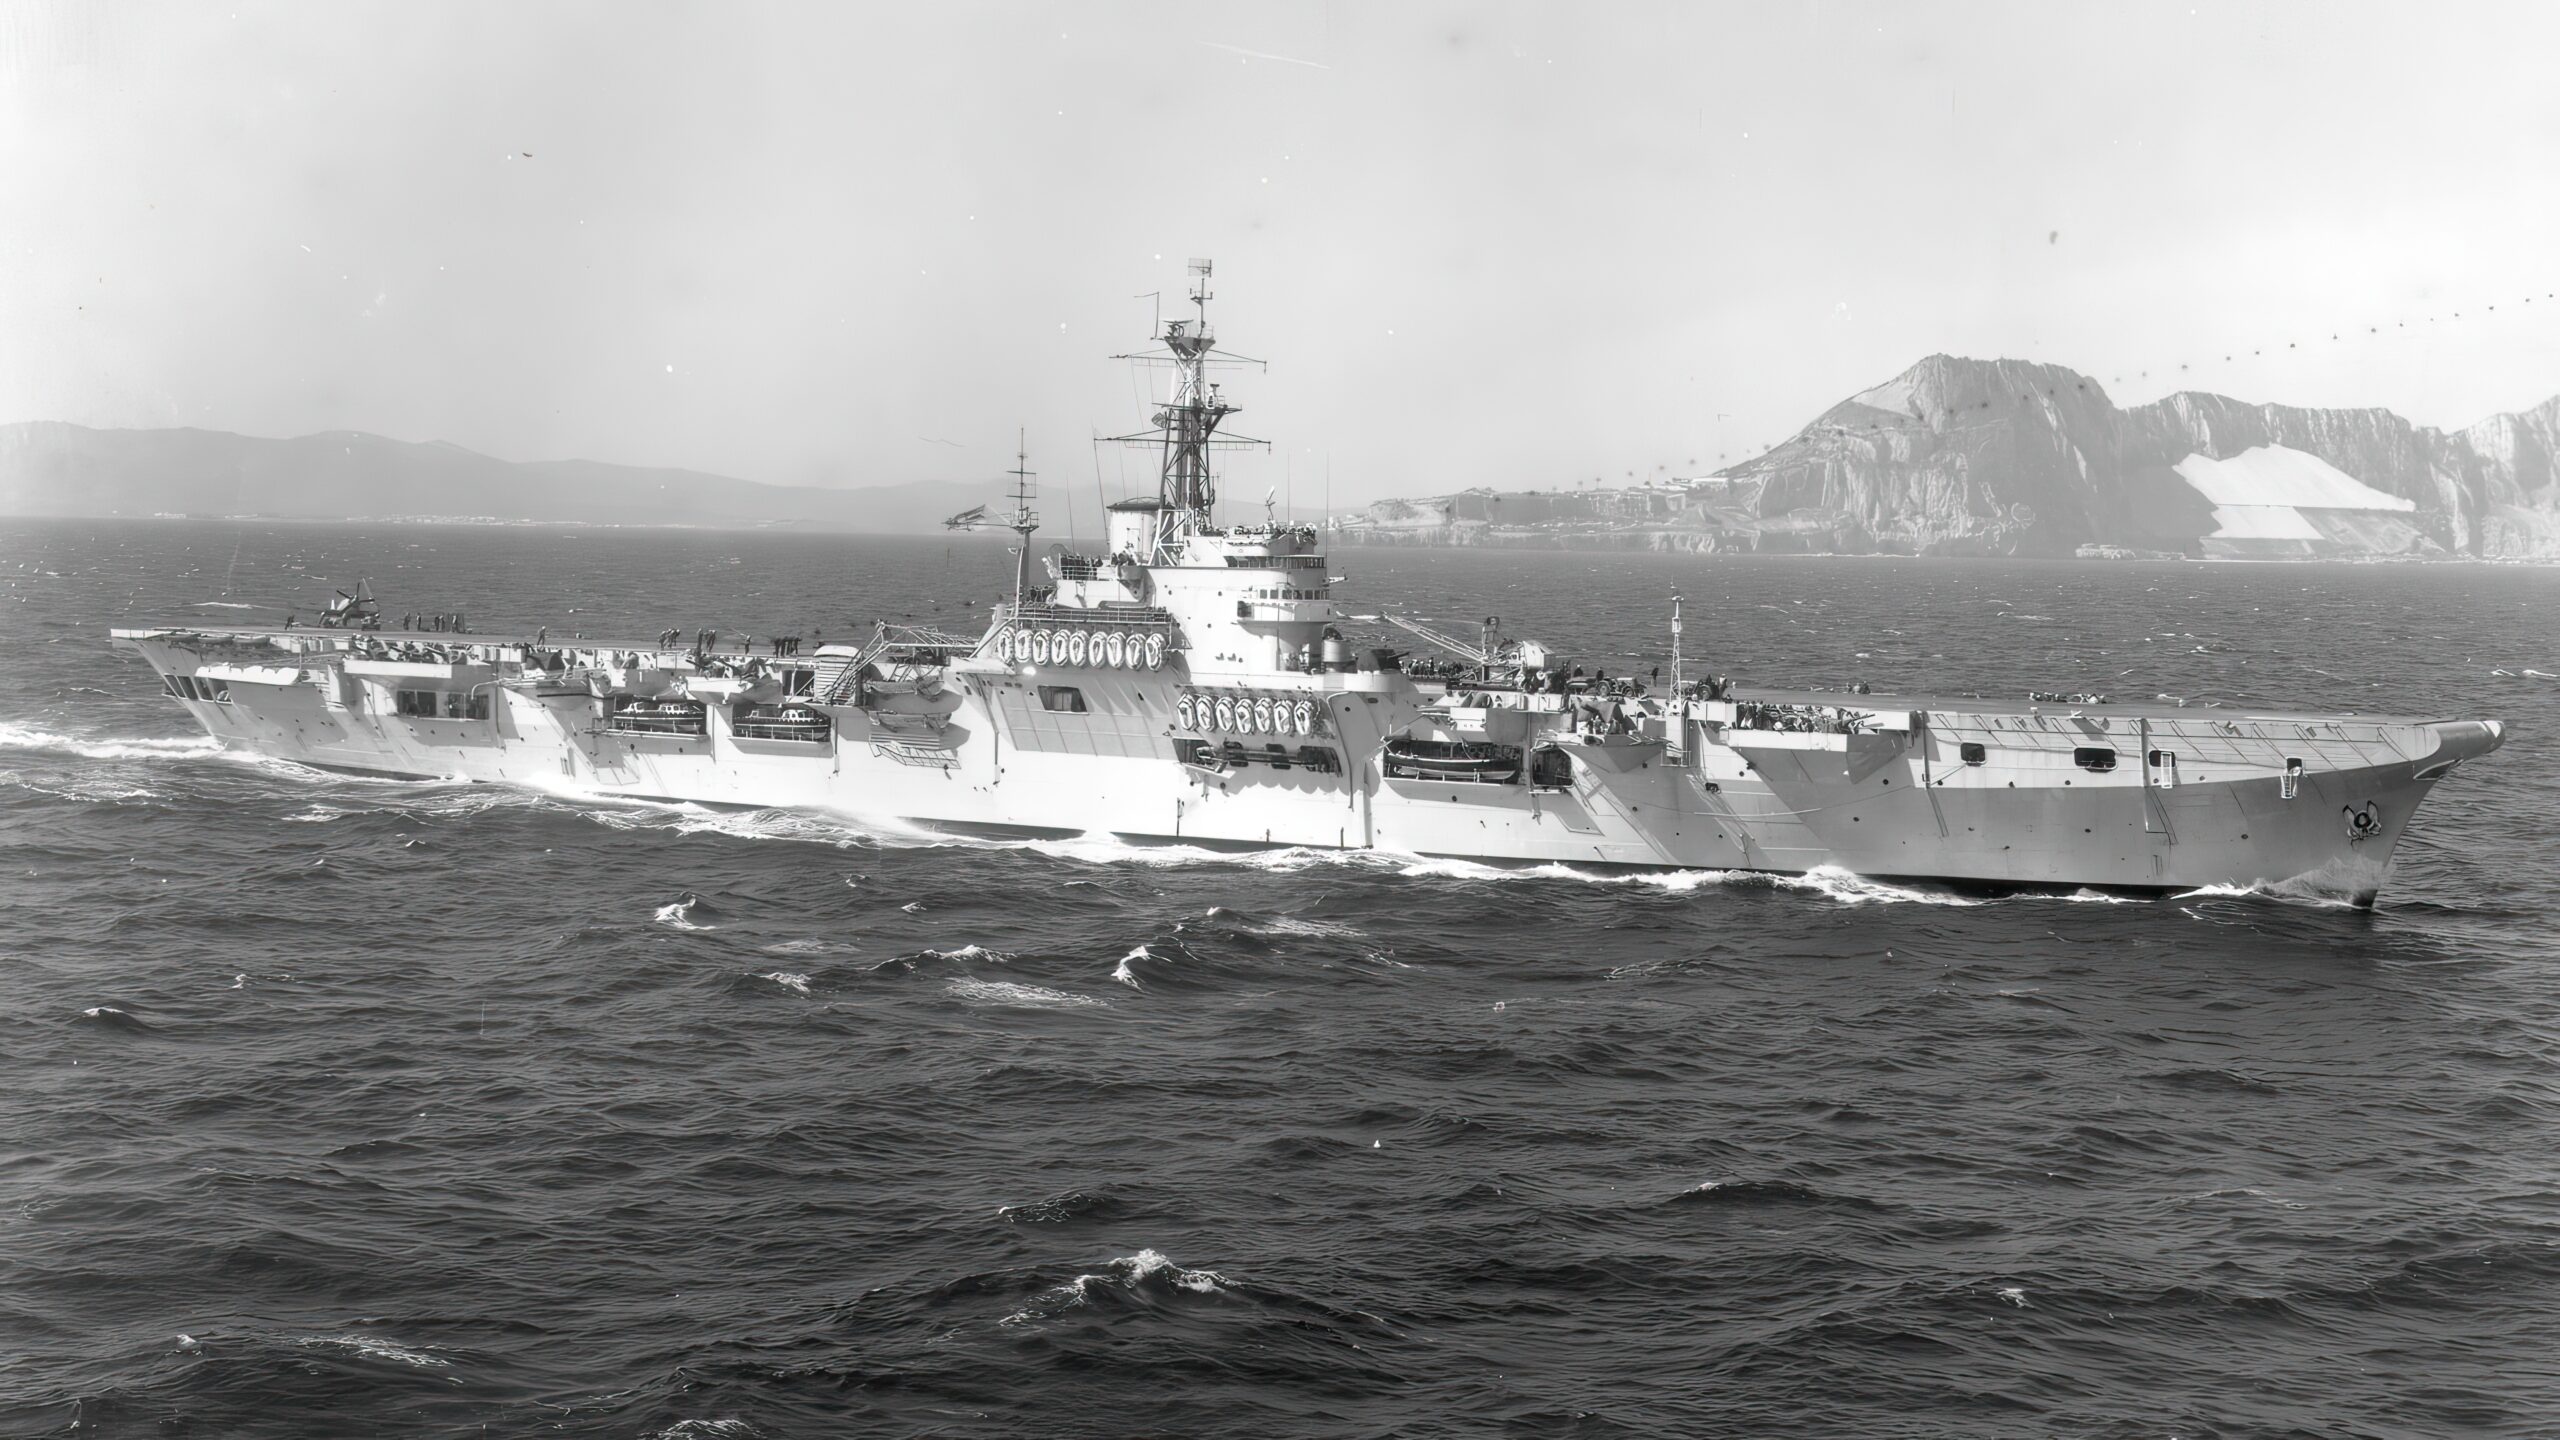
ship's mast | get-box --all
[1671,593,1684,695]
[1004,431,1039,607]
[1110,258,1266,559]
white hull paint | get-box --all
[109,263,2506,904]
[115,628,2502,905]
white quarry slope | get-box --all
[2201,505,2324,540]
[1845,377,1919,415]
[2172,445,2416,512]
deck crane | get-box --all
[1349,612,1550,682]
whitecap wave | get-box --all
[947,978,1106,1010]
[2176,1185,2306,1210]
[573,793,946,850]
[1001,1248,1225,1324]
[1203,907,1366,938]
[1,770,165,804]
[1110,945,1150,988]
[0,721,223,762]
[758,971,811,995]
[760,937,853,957]
[653,894,715,930]
[1775,866,1983,906]
[298,1334,450,1369]
[2173,878,2365,910]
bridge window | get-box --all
[395,688,439,717]
[1959,742,1986,765]
[2074,746,2117,772]
[1037,685,1087,713]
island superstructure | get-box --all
[112,262,2505,903]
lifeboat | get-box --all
[1382,737,1524,784]
[608,698,709,737]
[732,703,833,743]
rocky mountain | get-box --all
[1342,358,2560,559]
[0,423,993,533]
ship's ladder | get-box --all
[813,628,897,705]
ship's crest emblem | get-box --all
[2343,802,2382,842]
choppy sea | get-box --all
[3,519,2556,1438]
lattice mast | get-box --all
[949,431,1044,607]
[1109,258,1266,557]
[1002,431,1039,608]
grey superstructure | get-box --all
[114,263,2505,904]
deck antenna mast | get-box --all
[1108,257,1268,559]
[1003,430,1040,608]
[1671,593,1684,696]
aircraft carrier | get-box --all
[111,263,2506,904]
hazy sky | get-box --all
[7,2,2558,508]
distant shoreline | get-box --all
[3,512,974,536]
[12,512,2555,564]
[1331,530,2555,565]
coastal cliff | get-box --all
[1340,357,2560,559]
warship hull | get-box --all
[107,263,2505,904]
[113,627,2500,904]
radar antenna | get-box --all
[1105,257,1269,558]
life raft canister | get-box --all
[1294,698,1316,736]
[1069,630,1089,667]
[1213,695,1235,731]
[1253,697,1274,733]
[1145,633,1166,670]
[1104,632,1126,668]
[1123,632,1145,670]
[1175,694,1196,729]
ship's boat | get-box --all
[731,703,832,743]
[1383,737,1525,784]
[607,698,707,736]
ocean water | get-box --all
[3,519,2556,1438]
